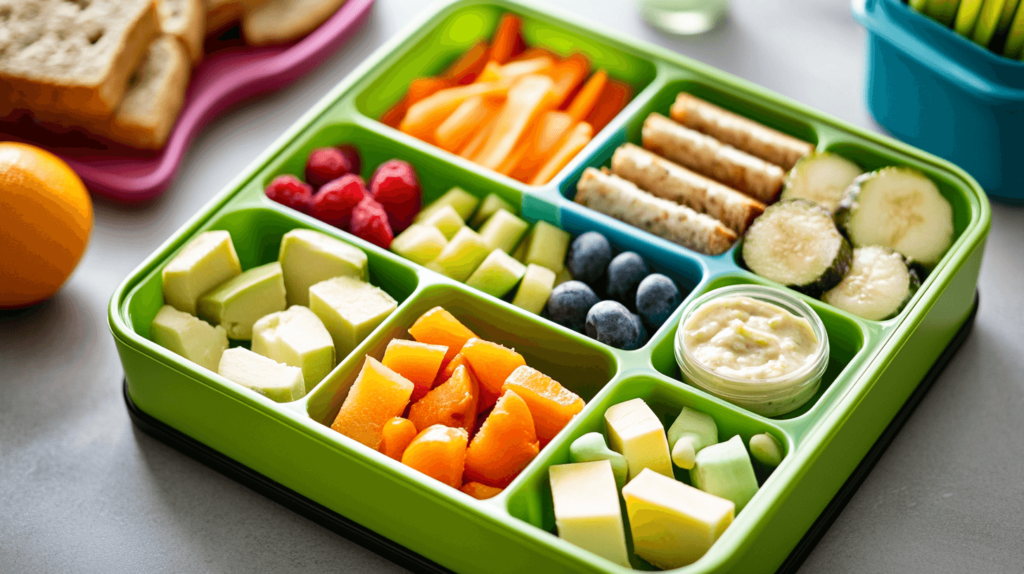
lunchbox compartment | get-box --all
[505,372,792,571]
[648,273,869,422]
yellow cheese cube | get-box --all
[549,461,630,567]
[604,398,673,480]
[622,468,734,569]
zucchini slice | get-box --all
[822,246,920,321]
[836,167,953,268]
[780,153,862,212]
[742,199,852,295]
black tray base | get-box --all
[124,296,979,574]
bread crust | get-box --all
[241,0,347,46]
[159,0,206,64]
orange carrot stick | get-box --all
[400,81,509,141]
[442,42,490,85]
[510,47,557,63]
[546,54,590,108]
[529,122,593,185]
[459,115,499,160]
[497,56,555,80]
[565,70,607,121]
[584,79,631,133]
[408,77,453,104]
[380,100,408,128]
[489,14,523,64]
[474,74,555,170]
[508,111,574,181]
[435,96,504,153]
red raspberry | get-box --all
[349,196,393,249]
[306,147,356,189]
[370,159,421,234]
[337,144,361,176]
[265,175,313,214]
[312,174,366,229]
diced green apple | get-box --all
[162,230,241,315]
[391,224,448,265]
[465,249,526,298]
[470,193,516,228]
[511,263,556,314]
[416,187,479,223]
[554,267,573,287]
[198,262,287,340]
[309,276,397,358]
[478,209,529,253]
[419,205,465,240]
[523,220,570,273]
[430,227,491,282]
[150,305,228,372]
[278,229,367,307]
[252,305,335,393]
[218,347,305,402]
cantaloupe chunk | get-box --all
[408,307,479,363]
[464,390,539,488]
[501,365,585,443]
[401,424,469,488]
[433,352,473,387]
[382,339,448,402]
[379,417,418,461]
[331,357,414,450]
[409,365,480,434]
[461,482,503,500]
[461,338,526,411]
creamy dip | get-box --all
[682,295,819,381]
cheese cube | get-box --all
[604,398,673,480]
[162,230,241,315]
[548,461,630,567]
[622,468,734,569]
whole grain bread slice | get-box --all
[0,0,160,121]
[242,0,346,46]
[159,0,206,63]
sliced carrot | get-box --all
[529,121,593,185]
[565,70,607,121]
[408,77,453,104]
[584,79,631,133]
[510,47,557,63]
[496,56,555,80]
[489,14,523,64]
[380,101,408,129]
[546,54,590,108]
[459,114,499,160]
[474,74,555,170]
[507,110,574,181]
[441,42,490,85]
[400,81,509,142]
[435,96,504,153]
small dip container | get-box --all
[674,285,829,417]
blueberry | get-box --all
[606,252,648,310]
[585,301,640,349]
[636,274,681,331]
[566,232,612,287]
[627,312,648,351]
[545,281,599,333]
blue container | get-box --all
[853,0,1024,203]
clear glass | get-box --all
[674,285,830,417]
[638,0,730,35]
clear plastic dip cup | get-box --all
[674,285,829,417]
[638,0,730,35]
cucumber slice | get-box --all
[835,167,953,268]
[780,153,863,212]
[742,199,852,295]
[822,246,920,321]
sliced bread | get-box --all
[0,0,160,121]
[241,0,345,46]
[158,0,206,64]
[205,0,270,35]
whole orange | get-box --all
[0,142,93,308]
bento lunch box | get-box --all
[108,1,991,573]
[853,0,1024,204]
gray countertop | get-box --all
[3,0,1023,572]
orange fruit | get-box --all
[1,143,93,308]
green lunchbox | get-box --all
[109,1,990,572]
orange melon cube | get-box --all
[408,307,479,363]
[382,339,448,401]
[433,352,473,388]
[402,424,469,488]
[379,417,418,460]
[461,338,526,411]
[461,482,503,500]
[464,389,539,488]
[331,357,414,450]
[501,365,585,443]
[409,365,480,434]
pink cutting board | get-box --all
[0,0,374,203]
